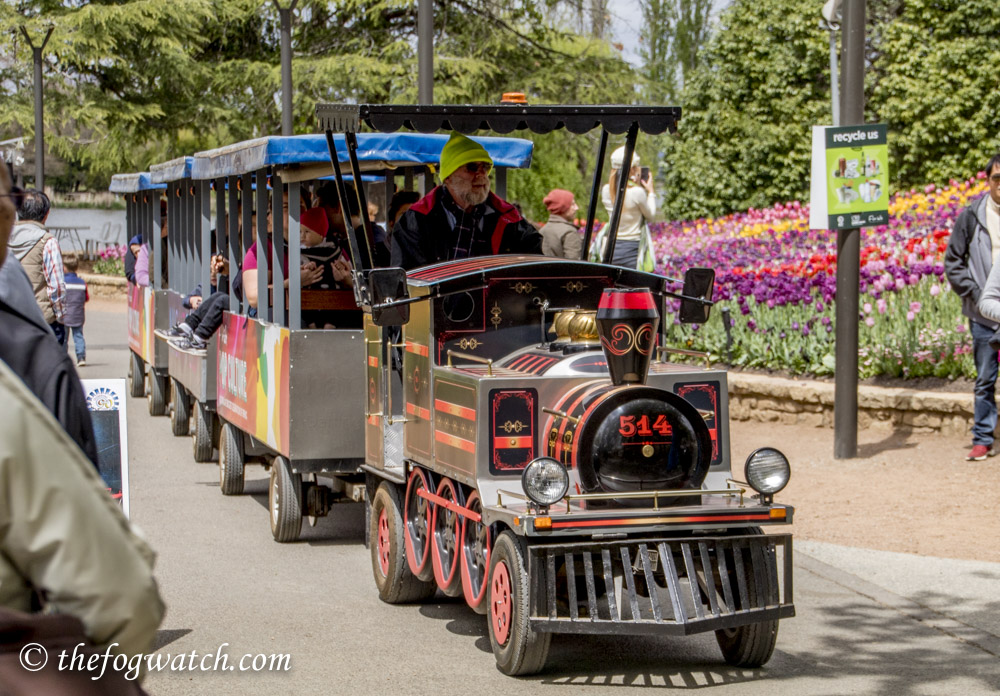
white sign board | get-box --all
[82,379,131,517]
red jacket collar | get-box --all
[410,186,520,219]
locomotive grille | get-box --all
[526,534,794,635]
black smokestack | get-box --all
[596,288,659,385]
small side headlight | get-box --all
[521,457,569,508]
[744,447,790,496]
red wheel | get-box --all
[404,468,433,581]
[376,507,391,577]
[431,478,463,596]
[490,558,512,646]
[487,531,551,675]
[460,490,490,614]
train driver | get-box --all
[390,131,541,270]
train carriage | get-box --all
[317,103,796,675]
[187,132,535,542]
[109,171,169,413]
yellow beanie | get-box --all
[439,131,493,182]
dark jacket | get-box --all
[0,254,98,468]
[62,271,88,328]
[945,195,998,329]
[390,186,542,270]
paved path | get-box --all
[78,307,1000,694]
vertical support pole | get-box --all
[418,0,433,104]
[229,176,241,311]
[20,27,53,190]
[256,170,270,323]
[276,1,298,136]
[272,173,286,327]
[494,167,507,200]
[288,181,301,330]
[829,30,840,127]
[240,173,253,312]
[152,192,163,291]
[602,124,639,265]
[582,129,609,260]
[834,0,865,459]
[215,178,228,296]
[200,180,212,299]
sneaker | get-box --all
[176,335,207,351]
[168,322,193,338]
[76,359,86,367]
[966,444,995,461]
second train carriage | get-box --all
[316,103,796,675]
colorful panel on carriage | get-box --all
[673,380,723,467]
[216,313,291,456]
[489,388,537,475]
[127,284,154,362]
[433,378,477,476]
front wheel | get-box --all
[715,529,780,667]
[191,402,214,462]
[218,422,245,495]
[269,456,302,543]
[170,378,190,436]
[370,482,437,604]
[487,531,550,676]
[147,371,167,416]
[128,351,145,397]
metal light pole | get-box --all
[418,0,433,104]
[275,0,299,136]
[833,0,865,459]
[19,26,54,191]
[821,0,843,126]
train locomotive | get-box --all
[317,104,796,675]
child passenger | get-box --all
[299,207,353,329]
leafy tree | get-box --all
[869,0,1000,187]
[660,0,831,218]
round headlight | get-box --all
[521,457,569,508]
[744,447,790,496]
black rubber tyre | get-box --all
[715,528,780,667]
[170,379,190,436]
[128,351,145,398]
[191,402,214,462]
[269,456,303,543]
[218,422,245,496]
[370,482,437,604]
[147,371,167,416]
[487,531,551,676]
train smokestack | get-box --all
[596,288,659,385]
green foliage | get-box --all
[92,257,125,276]
[659,0,831,219]
[869,0,1000,187]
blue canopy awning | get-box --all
[191,132,533,180]
[149,156,195,184]
[108,172,167,193]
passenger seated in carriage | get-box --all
[390,131,542,270]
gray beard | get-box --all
[461,189,489,207]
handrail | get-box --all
[446,350,493,375]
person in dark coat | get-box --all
[390,132,541,270]
[0,168,98,468]
[945,152,1000,461]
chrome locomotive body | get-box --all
[361,256,794,675]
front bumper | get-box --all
[526,533,794,636]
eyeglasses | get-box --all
[462,162,493,176]
[990,174,1000,184]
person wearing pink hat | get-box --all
[539,189,582,259]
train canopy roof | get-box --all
[315,104,681,136]
[108,172,167,193]
[190,132,533,182]
[149,156,195,184]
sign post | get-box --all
[810,124,889,231]
[82,379,131,517]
